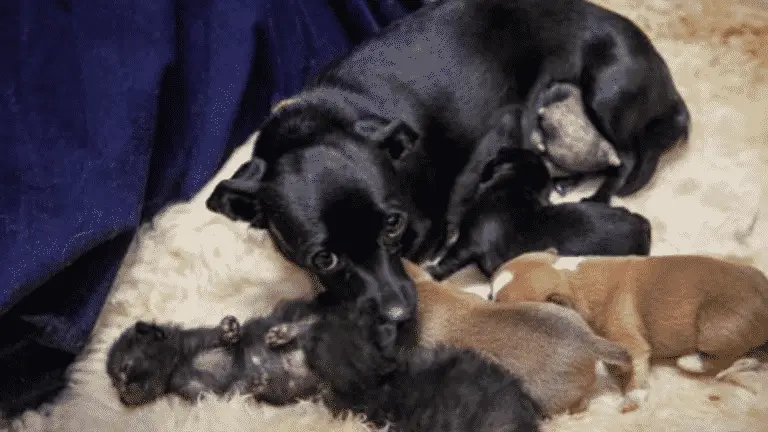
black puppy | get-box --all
[106,301,323,407]
[282,302,543,432]
[427,146,651,280]
[206,0,686,323]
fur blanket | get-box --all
[6,0,768,430]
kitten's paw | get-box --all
[219,315,241,344]
[265,324,293,347]
[251,373,269,395]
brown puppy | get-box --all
[402,260,631,416]
[492,249,768,412]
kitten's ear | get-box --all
[206,159,267,228]
[353,118,419,160]
[135,321,166,340]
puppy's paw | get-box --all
[219,315,241,344]
[619,388,649,413]
[715,358,762,393]
[265,324,293,348]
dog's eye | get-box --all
[384,212,407,238]
[311,250,340,272]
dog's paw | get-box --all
[580,193,610,204]
[219,315,241,344]
[619,388,649,413]
[265,324,293,347]
[715,358,762,393]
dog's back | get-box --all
[621,255,768,357]
[540,202,651,257]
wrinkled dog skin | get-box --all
[206,0,688,323]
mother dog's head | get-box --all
[206,96,421,324]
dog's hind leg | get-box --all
[617,100,690,196]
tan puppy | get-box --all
[402,260,631,416]
[492,249,768,412]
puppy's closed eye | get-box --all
[546,293,573,309]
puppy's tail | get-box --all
[591,336,632,373]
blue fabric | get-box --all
[0,0,416,415]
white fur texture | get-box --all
[6,0,768,431]
[491,270,515,299]
[552,257,586,271]
[677,354,708,374]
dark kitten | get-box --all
[106,300,322,406]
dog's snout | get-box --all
[380,284,416,323]
[385,304,407,321]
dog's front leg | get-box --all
[582,150,636,203]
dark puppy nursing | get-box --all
[299,302,543,432]
[205,0,687,324]
[429,106,651,280]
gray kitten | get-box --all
[106,301,321,406]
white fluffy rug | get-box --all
[7,0,768,431]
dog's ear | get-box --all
[353,118,419,160]
[135,321,166,341]
[206,159,267,228]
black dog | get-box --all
[206,0,686,323]
[290,302,544,432]
[426,144,651,280]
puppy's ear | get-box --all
[543,247,559,256]
[546,293,574,309]
[353,118,419,160]
[206,159,267,228]
[135,321,166,340]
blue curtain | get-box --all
[0,0,419,416]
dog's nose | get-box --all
[381,291,415,323]
[385,305,407,321]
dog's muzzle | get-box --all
[378,281,416,323]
